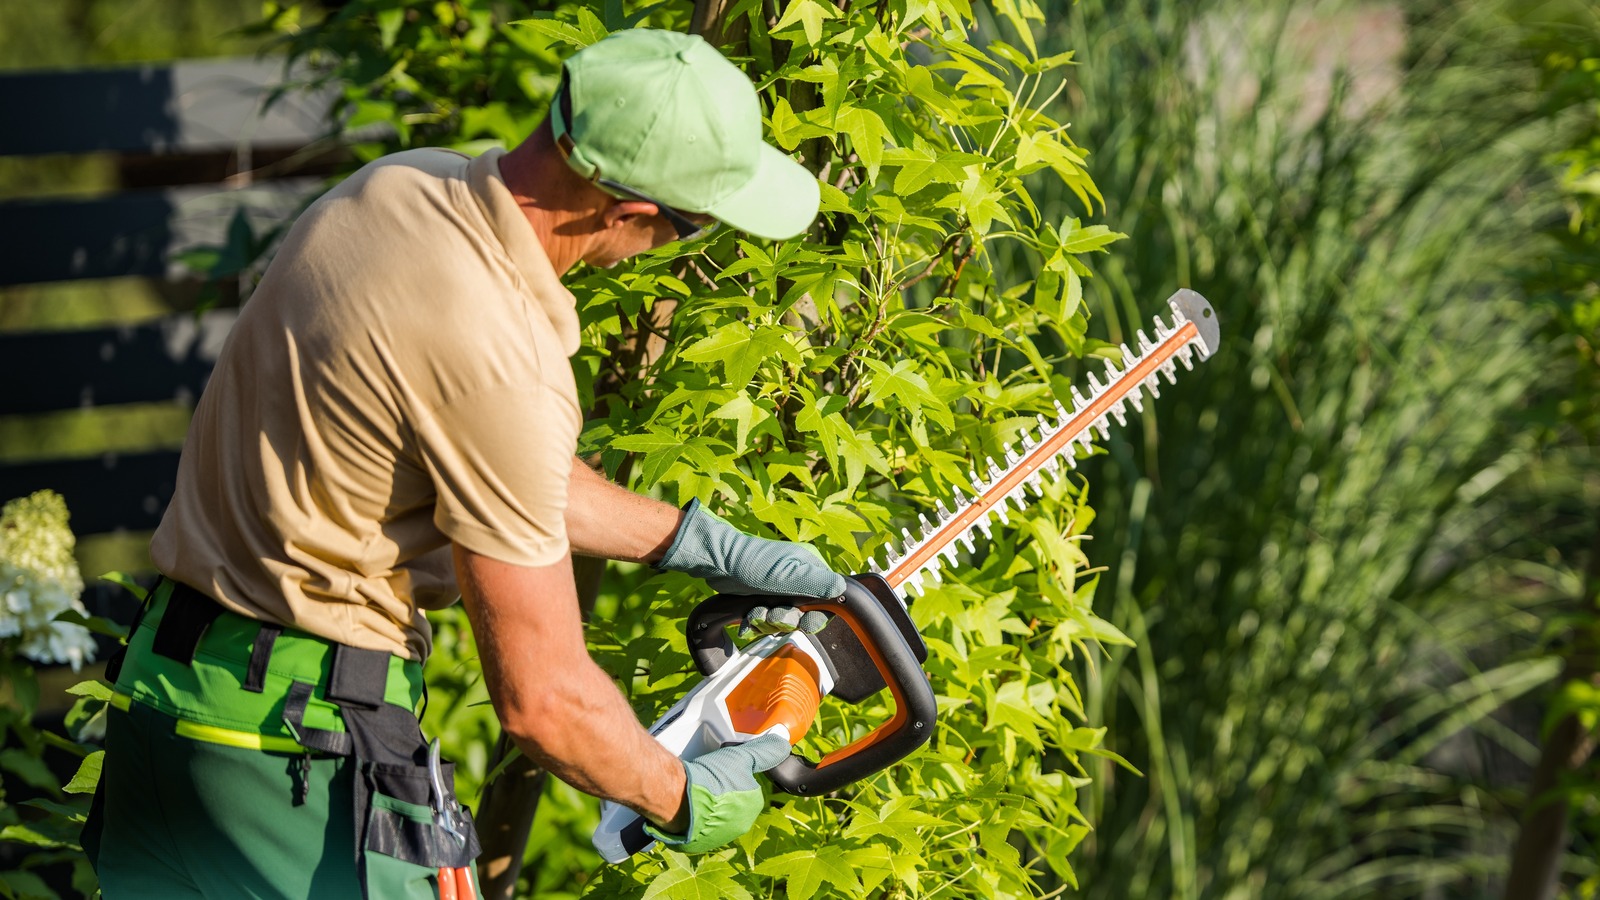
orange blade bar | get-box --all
[884,319,1201,590]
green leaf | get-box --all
[843,795,949,849]
[0,869,55,900]
[20,798,89,822]
[836,105,891,182]
[753,849,862,900]
[98,571,148,602]
[986,679,1045,752]
[990,0,1043,55]
[610,429,725,488]
[63,680,113,702]
[510,8,609,49]
[1057,218,1122,254]
[709,393,768,454]
[883,147,985,195]
[642,854,753,900]
[863,358,936,409]
[376,7,404,50]
[0,822,79,851]
[769,97,833,151]
[680,323,799,386]
[52,609,128,639]
[0,749,59,793]
[772,0,839,46]
[62,751,103,795]
[937,171,1013,233]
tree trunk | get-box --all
[1503,528,1600,900]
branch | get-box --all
[934,236,979,299]
[685,257,722,291]
[898,232,966,292]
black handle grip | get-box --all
[683,575,937,796]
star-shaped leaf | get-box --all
[753,849,862,900]
[642,854,754,900]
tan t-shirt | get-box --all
[151,148,582,660]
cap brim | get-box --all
[704,144,821,241]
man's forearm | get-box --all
[454,544,688,828]
[565,456,683,563]
[506,657,689,831]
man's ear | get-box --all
[602,199,660,229]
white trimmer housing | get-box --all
[591,630,835,863]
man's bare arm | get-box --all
[453,543,687,830]
[564,456,683,563]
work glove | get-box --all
[738,605,829,641]
[645,734,792,853]
[657,499,847,599]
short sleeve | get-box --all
[414,382,581,567]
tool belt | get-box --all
[107,578,481,894]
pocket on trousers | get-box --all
[362,791,444,900]
[360,759,480,899]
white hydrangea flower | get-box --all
[0,491,96,671]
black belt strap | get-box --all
[327,644,389,709]
[282,679,429,768]
[242,624,283,694]
[282,681,356,756]
[151,581,225,664]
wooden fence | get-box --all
[0,57,340,611]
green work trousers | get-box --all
[91,701,453,899]
[84,582,478,899]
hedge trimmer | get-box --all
[594,289,1220,863]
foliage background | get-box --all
[255,0,1136,896]
[3,0,1600,898]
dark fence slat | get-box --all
[2,190,174,284]
[0,59,338,158]
[0,311,237,415]
[0,179,316,286]
[0,451,180,535]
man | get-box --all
[84,28,840,898]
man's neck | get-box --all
[495,134,596,275]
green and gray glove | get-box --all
[738,605,829,641]
[657,499,847,599]
[645,734,792,853]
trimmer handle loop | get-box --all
[685,575,937,795]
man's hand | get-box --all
[645,735,791,853]
[738,606,829,641]
[656,499,847,598]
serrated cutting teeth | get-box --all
[879,289,1218,596]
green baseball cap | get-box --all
[551,29,820,241]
